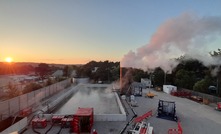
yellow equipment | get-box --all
[146,91,156,98]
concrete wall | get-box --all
[0,79,71,120]
[1,117,27,134]
[36,84,80,115]
[85,84,112,88]
[94,114,126,121]
[73,78,89,84]
[42,113,127,122]
[40,87,127,122]
[115,92,126,115]
[35,84,127,122]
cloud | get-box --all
[121,13,221,72]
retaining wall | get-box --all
[40,88,126,122]
[0,79,71,120]
[1,117,27,134]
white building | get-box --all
[163,85,177,94]
[52,70,63,78]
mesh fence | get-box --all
[182,88,221,103]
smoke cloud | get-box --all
[121,13,221,72]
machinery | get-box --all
[127,121,153,134]
[145,91,156,98]
[170,91,191,98]
[128,110,154,134]
[52,115,65,124]
[157,100,178,121]
[32,118,47,128]
[61,117,73,128]
[72,108,94,133]
[215,102,221,111]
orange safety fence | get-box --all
[168,121,182,134]
[134,110,152,123]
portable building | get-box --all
[163,85,177,94]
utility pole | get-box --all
[164,72,167,85]
[149,74,151,90]
[217,77,219,95]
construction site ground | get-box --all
[23,86,221,134]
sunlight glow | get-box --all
[5,57,13,63]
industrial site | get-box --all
[1,75,221,134]
[1,1,221,134]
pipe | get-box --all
[56,125,64,134]
[11,115,18,125]
[32,126,41,134]
[45,122,55,134]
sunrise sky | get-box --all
[1,0,221,64]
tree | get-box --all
[46,78,54,86]
[193,76,212,93]
[173,59,207,79]
[75,60,120,82]
[63,65,73,77]
[35,63,50,79]
[153,67,165,87]
[110,65,120,81]
[6,82,20,98]
[23,83,43,94]
[174,69,196,89]
[132,69,148,82]
[209,48,221,96]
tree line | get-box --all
[120,49,221,96]
[2,48,221,99]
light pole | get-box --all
[164,72,167,85]
[149,74,152,90]
[217,77,219,95]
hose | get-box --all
[32,126,41,134]
[45,122,55,134]
[56,125,64,134]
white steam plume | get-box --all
[121,13,221,72]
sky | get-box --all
[1,0,221,65]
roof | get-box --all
[75,108,93,116]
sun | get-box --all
[5,57,13,63]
